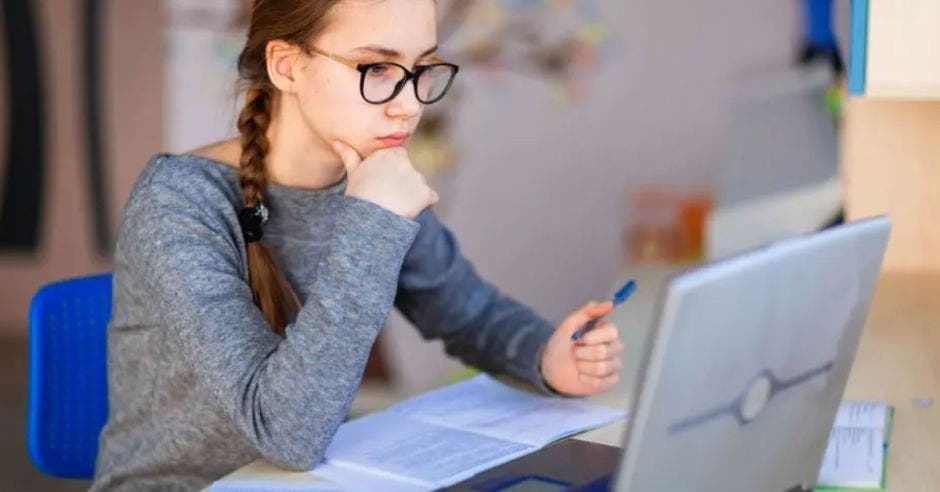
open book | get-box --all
[212,374,626,491]
[318,375,626,490]
[815,401,894,491]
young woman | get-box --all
[91,1,624,489]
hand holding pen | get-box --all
[538,279,637,396]
[571,279,637,341]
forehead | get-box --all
[318,0,438,57]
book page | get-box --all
[816,425,885,488]
[816,401,889,488]
[386,375,627,447]
[323,411,534,488]
[831,401,888,429]
[313,462,429,492]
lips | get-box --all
[376,132,411,147]
[379,132,410,139]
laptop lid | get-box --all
[614,216,891,491]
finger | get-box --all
[574,320,616,343]
[574,339,624,361]
[564,301,615,335]
[584,300,615,318]
[578,324,619,345]
[578,372,620,391]
[576,358,622,377]
[331,140,363,174]
[429,189,440,204]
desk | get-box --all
[217,269,939,490]
[836,273,940,490]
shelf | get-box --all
[849,0,940,100]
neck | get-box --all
[262,94,346,191]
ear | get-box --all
[265,39,303,93]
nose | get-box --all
[384,79,422,120]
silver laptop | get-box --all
[614,216,891,491]
[447,217,890,492]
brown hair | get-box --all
[236,0,343,335]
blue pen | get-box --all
[570,279,637,341]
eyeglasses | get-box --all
[306,46,460,105]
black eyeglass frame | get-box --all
[306,46,460,105]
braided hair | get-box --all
[234,0,342,334]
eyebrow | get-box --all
[351,45,439,59]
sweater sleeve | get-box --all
[119,174,419,471]
[393,209,557,393]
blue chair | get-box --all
[27,273,112,479]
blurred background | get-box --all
[7,0,937,489]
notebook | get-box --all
[815,400,894,491]
[211,374,626,491]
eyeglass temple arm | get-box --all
[308,46,453,67]
[306,46,358,69]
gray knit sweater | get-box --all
[90,154,557,491]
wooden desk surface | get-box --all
[839,273,940,490]
[218,269,939,490]
[578,268,940,491]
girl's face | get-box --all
[291,0,439,157]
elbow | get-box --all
[235,372,347,471]
[248,414,336,472]
[261,446,325,472]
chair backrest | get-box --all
[27,273,112,479]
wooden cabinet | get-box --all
[850,0,940,99]
[844,1,940,272]
[841,99,940,272]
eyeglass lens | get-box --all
[362,63,456,103]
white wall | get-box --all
[448,0,803,321]
[382,0,820,392]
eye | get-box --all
[367,64,389,75]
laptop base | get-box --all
[442,439,620,492]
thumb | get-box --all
[332,140,362,175]
[562,300,614,335]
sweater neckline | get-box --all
[168,152,349,201]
